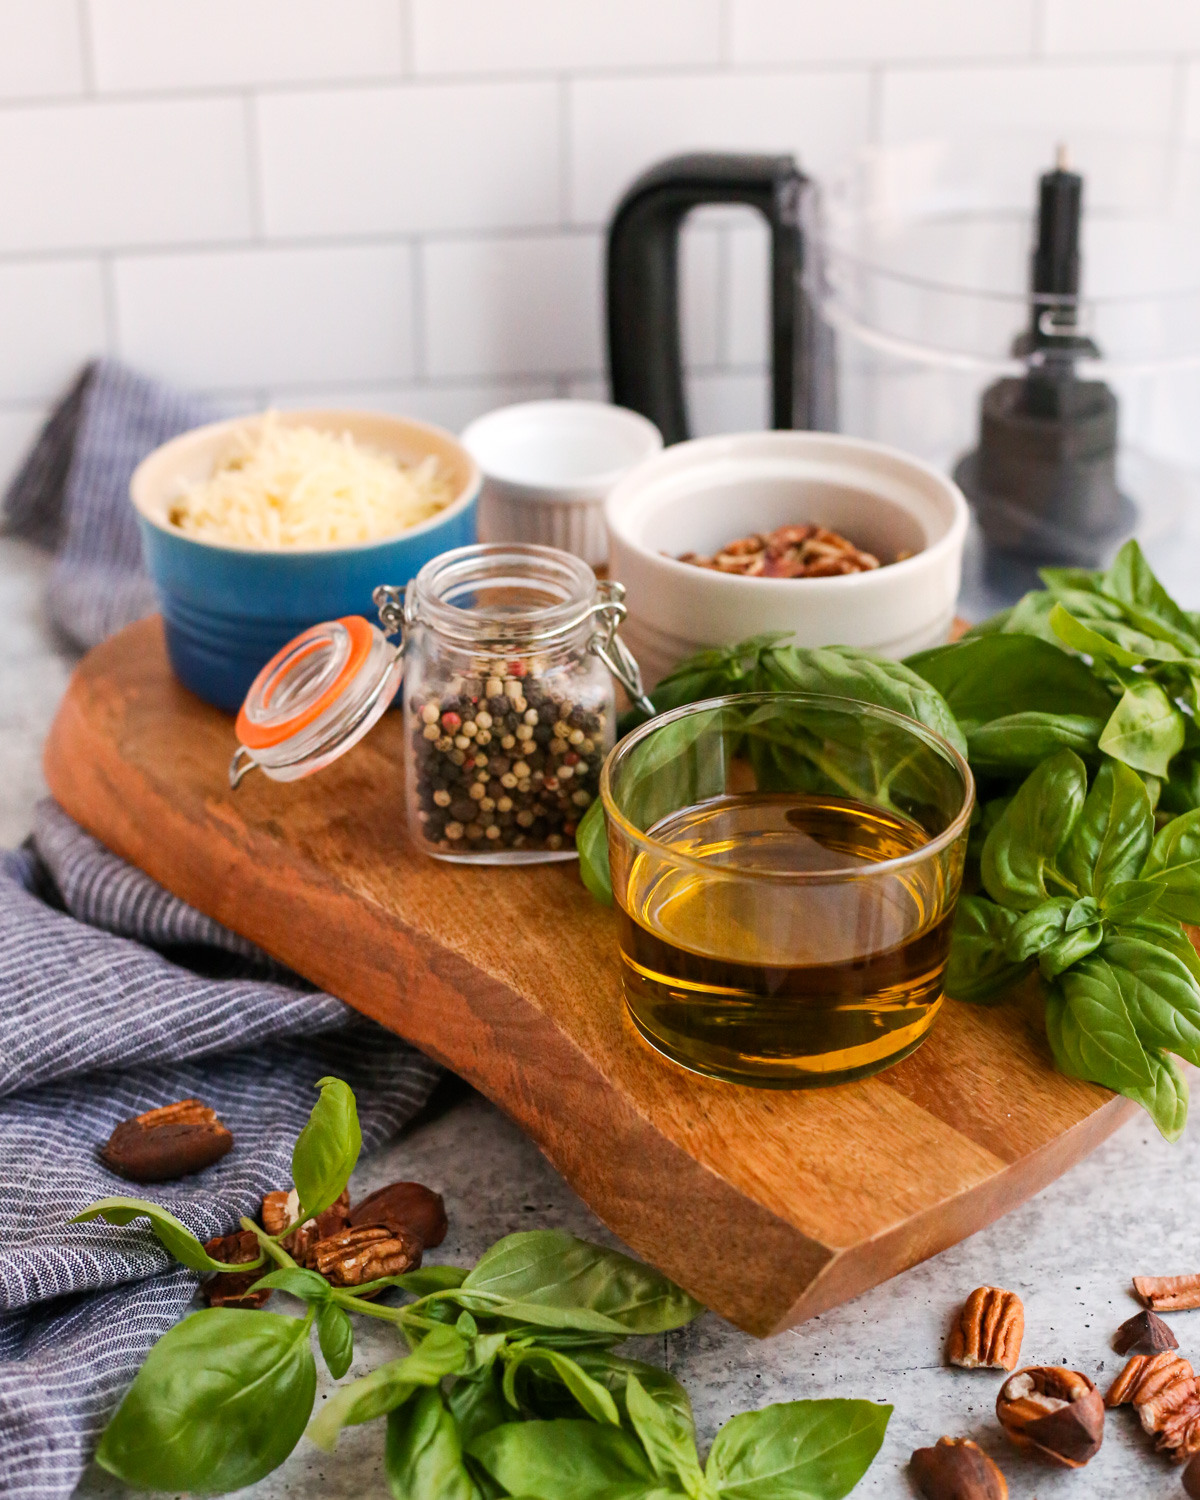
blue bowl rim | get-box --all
[129,407,483,559]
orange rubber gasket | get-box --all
[235,614,375,750]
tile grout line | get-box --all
[75,0,96,94]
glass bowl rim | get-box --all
[599,689,976,885]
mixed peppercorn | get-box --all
[410,659,608,856]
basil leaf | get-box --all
[576,796,612,906]
[1100,880,1163,924]
[70,1197,257,1275]
[1058,759,1154,899]
[396,1266,470,1294]
[448,1364,510,1451]
[1142,807,1200,922]
[1101,539,1200,654]
[95,1308,316,1493]
[1124,1050,1190,1143]
[292,1076,362,1221]
[462,1230,703,1335]
[1039,923,1104,981]
[573,1351,696,1438]
[468,1419,660,1500]
[626,1372,704,1496]
[386,1386,480,1500]
[760,644,966,757]
[317,1301,354,1380]
[946,897,1025,1003]
[1005,898,1073,963]
[255,1266,331,1302]
[981,750,1088,910]
[502,1347,620,1426]
[1050,602,1181,666]
[1051,959,1155,1091]
[704,1398,891,1499]
[1096,935,1200,1065]
[963,712,1105,772]
[907,633,1114,720]
[1099,680,1186,777]
[307,1326,468,1452]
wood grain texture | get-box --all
[44,618,1136,1336]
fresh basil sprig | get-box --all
[85,1079,891,1499]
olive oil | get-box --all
[617,792,954,1086]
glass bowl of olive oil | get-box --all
[601,693,974,1087]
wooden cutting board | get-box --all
[44,617,1134,1337]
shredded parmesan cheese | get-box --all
[167,414,457,548]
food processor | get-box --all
[606,133,1200,613]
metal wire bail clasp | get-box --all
[373,583,409,638]
[586,578,656,718]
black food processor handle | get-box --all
[606,152,814,445]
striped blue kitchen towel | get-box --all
[3,358,211,650]
[0,800,442,1500]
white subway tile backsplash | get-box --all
[0,0,83,99]
[88,0,404,92]
[725,218,770,367]
[0,8,1196,454]
[731,0,1036,65]
[0,99,252,254]
[268,380,559,434]
[0,261,106,402]
[258,82,560,238]
[113,244,415,389]
[411,0,722,76]
[1044,0,1200,56]
[424,234,602,379]
[569,70,872,225]
[880,62,1176,140]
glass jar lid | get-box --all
[230,616,402,787]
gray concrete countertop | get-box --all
[0,537,1193,1500]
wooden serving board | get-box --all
[45,618,1135,1337]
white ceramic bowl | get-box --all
[605,431,969,688]
[461,399,662,568]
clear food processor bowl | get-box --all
[805,131,1200,613]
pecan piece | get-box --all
[1105,1351,1200,1460]
[1134,1274,1200,1311]
[203,1230,269,1308]
[1114,1309,1179,1356]
[946,1286,1024,1371]
[996,1367,1104,1467]
[910,1436,1008,1499]
[260,1187,350,1267]
[312,1223,422,1288]
[348,1182,447,1250]
[102,1099,233,1182]
[1185,1451,1200,1498]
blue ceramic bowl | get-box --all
[131,409,480,713]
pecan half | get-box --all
[1114,1309,1179,1356]
[946,1286,1024,1371]
[102,1099,233,1183]
[910,1436,1008,1499]
[348,1182,447,1250]
[1105,1351,1200,1460]
[996,1367,1104,1467]
[1134,1274,1200,1311]
[260,1187,350,1267]
[676,522,882,579]
[312,1223,422,1288]
[203,1230,269,1308]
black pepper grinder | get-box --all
[954,147,1134,584]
